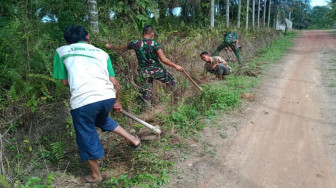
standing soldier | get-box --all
[213,32,242,65]
[105,25,184,108]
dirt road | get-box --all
[167,30,336,188]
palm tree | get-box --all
[263,0,266,26]
[267,0,271,27]
[258,0,261,27]
[252,0,255,28]
[210,0,215,27]
[226,0,230,27]
[246,0,250,30]
[88,0,99,33]
[238,0,242,28]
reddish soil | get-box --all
[166,30,336,188]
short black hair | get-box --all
[142,25,155,35]
[200,51,209,57]
[64,26,88,44]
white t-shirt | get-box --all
[53,42,116,109]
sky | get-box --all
[310,0,329,7]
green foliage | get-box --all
[65,118,75,137]
[104,170,169,188]
[0,0,298,186]
[131,150,174,173]
[0,174,10,188]
[18,172,55,188]
[162,81,243,136]
[50,142,64,162]
[308,6,334,29]
[219,132,227,139]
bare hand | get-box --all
[175,65,184,72]
[113,100,122,113]
[211,64,218,70]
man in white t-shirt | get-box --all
[53,26,141,183]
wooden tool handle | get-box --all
[122,110,161,134]
[183,71,203,91]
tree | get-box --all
[327,0,336,20]
[238,0,242,28]
[246,0,250,30]
[252,0,255,28]
[88,0,99,33]
[309,6,334,29]
[267,0,271,27]
[263,0,266,26]
[211,0,215,27]
[284,0,311,29]
[226,0,230,27]
[257,0,261,27]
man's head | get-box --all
[200,51,211,62]
[142,25,155,38]
[64,26,89,44]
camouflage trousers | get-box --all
[214,41,242,64]
[137,66,176,102]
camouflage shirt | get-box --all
[224,32,238,43]
[128,38,163,69]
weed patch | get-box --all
[2,31,297,187]
[113,31,298,187]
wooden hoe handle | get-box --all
[183,71,203,91]
[121,110,161,134]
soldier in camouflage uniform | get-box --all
[105,25,184,106]
[213,32,242,64]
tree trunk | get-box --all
[238,0,241,28]
[263,0,266,26]
[211,0,215,27]
[257,0,260,28]
[226,0,230,27]
[246,0,249,31]
[267,0,271,27]
[252,0,255,28]
[88,0,99,33]
[289,11,291,20]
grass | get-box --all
[100,31,298,187]
[329,83,336,87]
[5,31,298,187]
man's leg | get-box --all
[215,64,230,80]
[113,126,140,146]
[230,42,242,64]
[137,69,154,108]
[71,102,105,183]
[96,99,141,147]
[213,42,229,56]
[153,67,180,103]
[86,160,102,182]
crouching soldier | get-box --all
[200,51,231,80]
